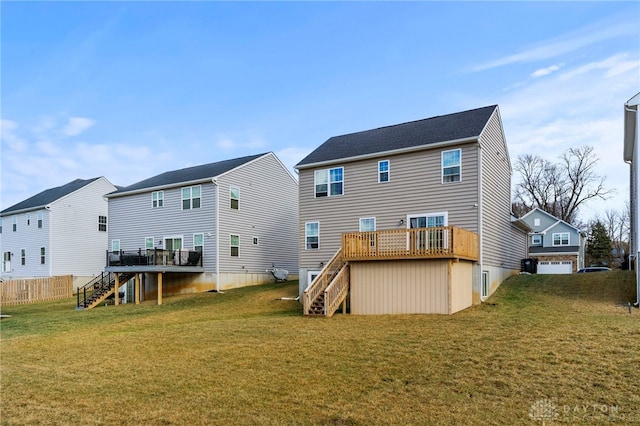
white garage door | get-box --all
[537,261,573,274]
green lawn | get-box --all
[1,271,639,425]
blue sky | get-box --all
[2,1,639,223]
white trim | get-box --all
[145,236,155,249]
[481,271,489,299]
[305,221,320,250]
[552,232,570,246]
[406,212,449,228]
[359,217,376,232]
[230,234,240,257]
[230,186,240,210]
[378,160,390,183]
[441,148,462,183]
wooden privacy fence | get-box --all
[0,275,73,305]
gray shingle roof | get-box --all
[109,153,268,196]
[1,178,101,215]
[296,105,497,168]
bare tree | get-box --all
[513,146,614,223]
[594,206,630,267]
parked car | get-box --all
[577,267,611,273]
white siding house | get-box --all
[623,92,640,307]
[0,177,117,289]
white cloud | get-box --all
[470,14,637,72]
[62,116,96,136]
[530,64,563,78]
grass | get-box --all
[1,271,639,425]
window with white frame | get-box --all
[152,191,164,208]
[27,213,31,226]
[230,235,239,257]
[230,186,239,210]
[252,237,259,246]
[531,234,542,245]
[552,232,570,246]
[0,218,3,234]
[145,237,155,249]
[112,239,120,253]
[98,215,107,232]
[359,217,376,232]
[40,247,46,265]
[12,216,17,232]
[37,211,43,228]
[442,149,461,183]
[305,222,319,250]
[378,160,389,183]
[314,167,343,197]
[21,249,26,266]
[194,233,204,253]
[182,185,201,210]
[534,218,540,227]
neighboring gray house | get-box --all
[0,177,118,289]
[519,207,585,274]
[295,105,529,316]
[623,92,640,307]
[98,152,298,307]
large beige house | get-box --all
[295,105,529,316]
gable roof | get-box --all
[519,207,582,234]
[107,153,268,197]
[296,105,498,168]
[1,177,103,216]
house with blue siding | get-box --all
[0,177,117,289]
[295,105,530,316]
[519,208,585,274]
[97,152,298,307]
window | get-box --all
[13,216,17,232]
[98,216,107,232]
[378,160,390,183]
[442,149,461,183]
[305,222,319,249]
[182,185,201,210]
[112,240,120,253]
[2,252,10,272]
[145,237,155,249]
[40,247,46,265]
[252,237,259,245]
[531,235,542,245]
[534,218,541,227]
[194,233,204,252]
[0,218,3,234]
[230,186,239,210]
[21,249,26,266]
[37,211,43,228]
[27,213,31,226]
[314,167,343,197]
[152,191,164,208]
[359,217,376,232]
[230,235,239,257]
[481,271,489,299]
[553,232,570,246]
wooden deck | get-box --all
[342,226,479,262]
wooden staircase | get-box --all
[76,272,135,310]
[303,248,350,317]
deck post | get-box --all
[157,272,163,305]
[114,274,120,306]
[134,273,140,305]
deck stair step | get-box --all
[76,272,135,310]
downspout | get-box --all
[212,178,220,293]
[477,143,483,299]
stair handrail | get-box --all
[303,247,344,315]
[77,272,114,308]
[324,263,350,317]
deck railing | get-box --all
[342,226,479,261]
[106,249,203,268]
[303,247,346,315]
[324,264,350,317]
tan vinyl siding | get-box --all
[299,145,480,270]
[479,110,526,270]
[217,153,299,274]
